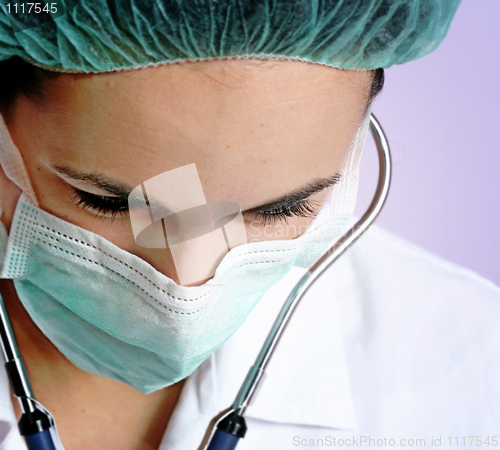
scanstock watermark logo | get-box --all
[2,0,79,32]
[128,163,247,286]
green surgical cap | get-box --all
[0,0,461,73]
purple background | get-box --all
[355,0,500,286]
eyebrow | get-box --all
[52,165,133,197]
[51,164,341,213]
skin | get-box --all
[0,59,373,449]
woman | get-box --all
[0,1,498,449]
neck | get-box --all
[0,279,185,450]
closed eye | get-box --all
[70,187,320,225]
[70,188,129,220]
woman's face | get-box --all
[4,59,372,284]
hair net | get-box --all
[0,0,461,74]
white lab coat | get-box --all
[0,223,499,449]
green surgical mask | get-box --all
[0,194,347,393]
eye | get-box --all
[246,199,319,226]
[71,188,129,220]
[72,187,319,226]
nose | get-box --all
[130,238,224,287]
[127,164,247,286]
[130,243,180,284]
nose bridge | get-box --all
[132,245,180,285]
[129,164,248,286]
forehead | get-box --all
[35,60,372,205]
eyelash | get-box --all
[71,188,318,225]
[249,200,318,226]
[71,189,129,220]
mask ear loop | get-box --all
[0,114,38,206]
[302,106,372,236]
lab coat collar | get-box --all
[214,265,357,430]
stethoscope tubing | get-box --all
[0,292,60,449]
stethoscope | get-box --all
[0,114,391,450]
[201,114,391,450]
